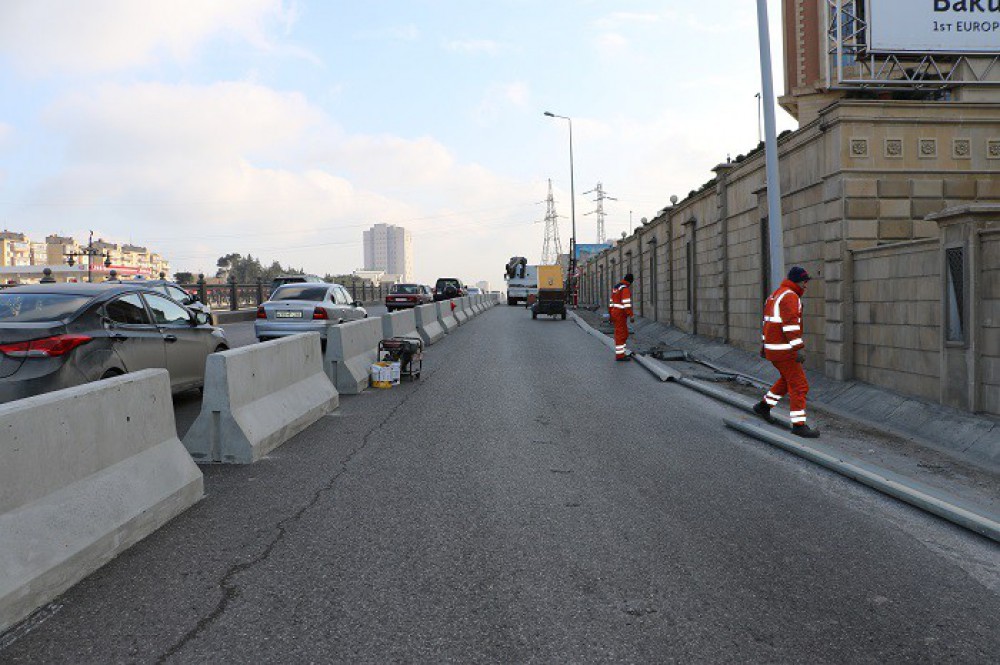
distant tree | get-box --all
[174,271,195,284]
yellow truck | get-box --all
[531,265,567,320]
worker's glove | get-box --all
[629,316,635,324]
[796,352,805,364]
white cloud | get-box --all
[593,11,674,29]
[18,81,541,282]
[474,81,531,126]
[443,39,503,55]
[596,32,629,53]
[0,0,294,75]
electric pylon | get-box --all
[541,179,563,265]
[583,182,617,244]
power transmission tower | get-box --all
[583,182,617,244]
[541,179,563,265]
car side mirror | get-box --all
[193,311,210,326]
[352,301,362,308]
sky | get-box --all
[0,1,796,287]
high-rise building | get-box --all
[363,223,412,282]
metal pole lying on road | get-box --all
[756,0,785,291]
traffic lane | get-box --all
[160,309,999,660]
[5,306,997,663]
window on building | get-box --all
[945,246,966,343]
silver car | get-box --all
[255,282,367,343]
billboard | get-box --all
[575,243,612,263]
[867,0,1000,54]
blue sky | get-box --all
[0,1,795,285]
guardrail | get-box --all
[0,276,395,311]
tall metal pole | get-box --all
[545,111,577,306]
[757,0,785,291]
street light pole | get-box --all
[544,111,577,306]
[756,0,785,291]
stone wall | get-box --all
[980,231,1000,417]
[578,99,1000,414]
[851,240,940,401]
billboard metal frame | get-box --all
[824,0,1000,90]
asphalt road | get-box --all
[3,305,998,663]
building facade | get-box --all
[363,223,412,282]
[578,1,1000,417]
[0,231,170,283]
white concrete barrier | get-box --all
[437,300,459,332]
[415,303,445,345]
[472,295,485,315]
[183,333,337,464]
[453,297,469,325]
[381,308,418,340]
[0,369,202,633]
[325,317,382,394]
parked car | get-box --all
[385,283,433,311]
[132,279,214,324]
[270,274,325,292]
[255,282,367,343]
[433,278,466,301]
[0,283,228,404]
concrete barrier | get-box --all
[415,303,445,345]
[0,369,203,633]
[473,295,485,314]
[183,333,337,464]
[382,308,418,340]
[325,317,382,394]
[437,300,459,332]
[453,297,470,325]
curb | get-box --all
[569,311,679,381]
[724,418,1000,544]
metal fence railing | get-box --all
[0,275,393,311]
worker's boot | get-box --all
[752,401,776,424]
[791,423,820,439]
[616,355,633,362]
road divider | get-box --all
[437,301,459,332]
[381,308,418,340]
[0,369,203,633]
[454,297,470,325]
[184,333,337,463]
[471,295,485,315]
[325,317,382,394]
[415,303,445,346]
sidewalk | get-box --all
[574,308,1000,529]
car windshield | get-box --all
[271,285,328,302]
[0,293,90,322]
[391,284,420,294]
[436,280,459,290]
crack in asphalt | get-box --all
[155,366,440,664]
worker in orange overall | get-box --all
[753,266,820,438]
[609,273,635,361]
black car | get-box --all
[433,278,466,301]
[0,283,228,404]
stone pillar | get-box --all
[927,205,1000,412]
[714,162,734,343]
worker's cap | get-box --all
[788,266,811,283]
[623,273,634,283]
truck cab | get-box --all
[504,259,537,306]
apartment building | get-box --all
[363,223,413,282]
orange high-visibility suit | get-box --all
[761,279,809,426]
[609,281,633,359]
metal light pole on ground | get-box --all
[544,111,577,307]
[756,0,785,291]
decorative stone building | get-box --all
[578,2,1000,418]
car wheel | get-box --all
[507,297,516,306]
[561,312,567,320]
[215,345,229,353]
[532,311,537,320]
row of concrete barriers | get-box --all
[0,294,499,633]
